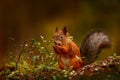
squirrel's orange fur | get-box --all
[53,27,82,70]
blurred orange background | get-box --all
[0,0,120,64]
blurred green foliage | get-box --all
[0,0,120,58]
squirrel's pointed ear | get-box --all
[63,27,67,35]
[56,27,58,32]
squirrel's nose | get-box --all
[54,41,62,46]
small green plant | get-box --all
[0,35,58,79]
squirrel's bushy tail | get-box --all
[80,30,111,65]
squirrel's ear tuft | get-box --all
[63,26,67,35]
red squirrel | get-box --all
[53,27,111,70]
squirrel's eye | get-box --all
[60,35,65,40]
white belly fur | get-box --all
[60,56,70,69]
